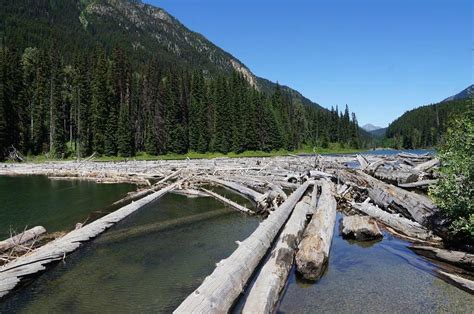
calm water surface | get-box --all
[0,189,260,313]
[276,213,474,313]
[0,176,135,239]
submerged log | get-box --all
[242,194,315,313]
[200,188,254,214]
[351,200,441,242]
[337,169,443,232]
[340,215,383,241]
[0,180,181,299]
[174,182,312,314]
[296,180,337,281]
[0,226,47,253]
[411,245,474,272]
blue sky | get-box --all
[145,0,472,127]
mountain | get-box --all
[0,0,322,110]
[369,127,387,138]
[442,85,473,102]
[362,124,382,132]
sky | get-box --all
[144,0,473,127]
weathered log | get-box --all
[437,271,474,293]
[340,215,382,241]
[411,245,474,272]
[398,179,438,190]
[413,158,439,172]
[0,180,181,299]
[203,176,264,204]
[309,170,334,180]
[356,154,369,170]
[200,188,254,214]
[242,194,314,313]
[296,180,337,280]
[337,169,443,232]
[174,182,312,313]
[0,226,47,253]
[369,164,420,185]
[171,189,209,198]
[351,200,441,242]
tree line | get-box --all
[0,44,364,160]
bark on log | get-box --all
[369,165,420,185]
[411,245,474,272]
[337,169,444,232]
[242,194,314,314]
[296,180,337,280]
[200,188,254,214]
[0,226,47,253]
[351,200,441,242]
[174,182,312,314]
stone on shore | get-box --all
[340,215,383,241]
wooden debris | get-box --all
[200,188,254,214]
[174,182,312,313]
[356,154,369,170]
[411,245,474,272]
[242,193,315,313]
[0,226,46,253]
[296,180,337,281]
[351,199,441,242]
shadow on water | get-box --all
[0,190,261,313]
[276,213,474,313]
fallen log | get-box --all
[174,181,312,313]
[410,245,474,272]
[438,271,474,293]
[340,215,382,241]
[414,158,440,172]
[398,179,438,190]
[0,226,47,253]
[96,209,234,245]
[356,154,369,170]
[337,169,444,232]
[296,180,337,281]
[0,180,181,299]
[200,188,254,214]
[242,193,314,313]
[351,199,441,242]
[369,164,420,185]
[171,189,209,198]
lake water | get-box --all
[0,188,261,313]
[276,213,474,313]
[0,176,135,239]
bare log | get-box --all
[337,169,443,232]
[351,200,441,242]
[398,179,438,189]
[242,193,314,313]
[369,164,420,185]
[414,158,439,172]
[437,271,474,293]
[411,245,474,272]
[356,154,369,170]
[201,188,254,214]
[0,226,47,253]
[174,182,312,314]
[296,180,337,280]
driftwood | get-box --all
[398,179,438,189]
[351,199,441,242]
[414,158,439,172]
[337,169,443,232]
[242,194,315,313]
[174,182,312,313]
[0,226,46,253]
[369,165,420,185]
[411,245,474,272]
[356,154,369,170]
[0,180,181,299]
[200,188,253,214]
[296,180,337,280]
[438,271,474,293]
[340,215,382,241]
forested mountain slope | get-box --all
[386,97,471,149]
[0,0,367,159]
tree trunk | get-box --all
[296,180,337,280]
[0,226,47,253]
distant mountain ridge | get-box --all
[442,85,473,102]
[362,124,383,132]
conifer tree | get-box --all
[117,103,133,156]
[91,49,109,155]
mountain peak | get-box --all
[362,124,382,132]
[442,85,473,102]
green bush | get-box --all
[429,105,474,240]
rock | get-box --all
[340,215,383,241]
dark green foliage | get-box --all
[117,103,133,157]
[386,99,470,149]
[430,106,474,241]
[91,49,110,155]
